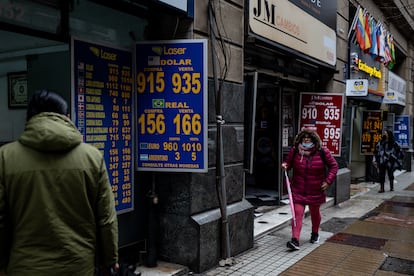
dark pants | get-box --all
[378,164,394,191]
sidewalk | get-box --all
[202,169,414,275]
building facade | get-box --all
[0,0,413,273]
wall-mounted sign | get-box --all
[299,93,344,156]
[7,71,28,108]
[351,56,381,79]
[288,0,337,30]
[346,79,368,96]
[360,110,382,155]
[394,115,410,148]
[249,0,336,66]
[383,71,406,106]
[349,46,385,97]
[136,39,208,172]
[72,39,134,213]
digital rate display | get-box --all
[361,110,382,155]
[136,40,208,172]
[72,39,134,213]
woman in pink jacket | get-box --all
[281,128,338,250]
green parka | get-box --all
[0,112,118,275]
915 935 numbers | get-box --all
[137,72,201,94]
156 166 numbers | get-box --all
[138,113,201,135]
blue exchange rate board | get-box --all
[73,39,134,213]
[136,40,208,172]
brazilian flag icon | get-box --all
[152,99,164,108]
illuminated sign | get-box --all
[357,61,381,78]
[360,110,382,155]
[136,40,208,172]
[349,48,385,96]
[298,93,344,156]
[394,115,409,148]
[72,39,134,213]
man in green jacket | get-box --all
[0,90,119,275]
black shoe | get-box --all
[287,238,300,250]
[310,232,319,243]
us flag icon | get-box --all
[148,56,160,66]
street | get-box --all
[203,169,414,275]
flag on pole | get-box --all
[348,5,360,39]
[364,12,372,51]
[369,17,378,58]
[376,23,385,62]
[355,8,366,50]
[383,32,391,66]
[388,35,396,69]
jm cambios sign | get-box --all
[249,0,337,66]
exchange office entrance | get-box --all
[244,71,305,207]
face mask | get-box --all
[302,142,314,148]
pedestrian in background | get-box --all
[373,129,404,193]
[281,128,338,250]
[0,90,119,275]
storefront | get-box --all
[346,4,411,181]
[0,0,194,264]
[244,0,342,204]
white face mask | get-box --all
[302,142,314,148]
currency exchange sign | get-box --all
[394,115,410,148]
[299,93,344,156]
[360,110,382,155]
[72,39,134,213]
[136,40,208,172]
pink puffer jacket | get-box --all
[284,146,338,205]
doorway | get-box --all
[245,73,284,208]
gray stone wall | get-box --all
[155,78,253,272]
[151,1,253,273]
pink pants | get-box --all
[291,203,321,240]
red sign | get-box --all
[299,93,344,156]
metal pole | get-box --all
[146,174,158,267]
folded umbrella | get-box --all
[284,171,296,227]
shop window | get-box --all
[0,1,61,34]
[70,0,147,48]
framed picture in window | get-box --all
[8,71,28,108]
